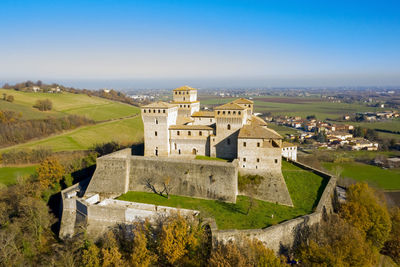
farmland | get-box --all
[322,161,400,190]
[199,95,379,120]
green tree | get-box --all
[81,242,100,267]
[383,207,400,263]
[36,158,65,189]
[295,214,378,267]
[340,183,391,249]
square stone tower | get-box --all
[210,103,248,159]
[171,86,200,118]
[141,102,178,157]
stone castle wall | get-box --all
[213,159,337,253]
[85,149,239,203]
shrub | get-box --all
[238,173,264,191]
[33,99,52,111]
[6,95,14,102]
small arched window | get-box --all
[155,131,157,136]
[188,131,191,136]
[199,131,202,136]
[227,124,231,130]
[143,109,146,113]
[155,119,158,125]
[238,111,241,115]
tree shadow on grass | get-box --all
[215,200,246,215]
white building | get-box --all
[282,142,297,161]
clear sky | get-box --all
[1,0,400,88]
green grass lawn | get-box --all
[195,155,228,162]
[0,88,139,122]
[0,165,37,187]
[322,161,400,190]
[0,116,144,152]
[118,160,327,230]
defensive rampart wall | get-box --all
[85,149,239,203]
[213,159,337,253]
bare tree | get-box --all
[143,177,173,199]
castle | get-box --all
[141,86,284,174]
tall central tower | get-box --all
[171,86,200,118]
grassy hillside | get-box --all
[118,161,327,229]
[0,88,139,122]
[0,116,143,152]
[0,165,37,187]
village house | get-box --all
[348,138,379,151]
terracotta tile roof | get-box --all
[169,125,213,130]
[238,125,282,139]
[282,142,296,148]
[249,115,268,126]
[141,101,178,109]
[232,98,254,104]
[171,101,200,104]
[176,117,194,125]
[191,111,215,117]
[173,85,197,91]
[214,102,245,110]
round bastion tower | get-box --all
[141,102,178,157]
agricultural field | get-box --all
[0,165,37,187]
[0,116,143,152]
[118,160,328,229]
[322,161,400,190]
[199,95,379,120]
[0,88,139,122]
[353,119,400,141]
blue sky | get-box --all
[1,0,400,88]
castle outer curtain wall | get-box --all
[85,149,239,203]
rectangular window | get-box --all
[188,131,191,136]
[257,142,260,147]
[177,131,180,136]
[243,158,246,162]
[155,131,157,136]
[199,131,202,136]
[243,142,246,147]
[257,158,260,163]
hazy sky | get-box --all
[1,0,400,88]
